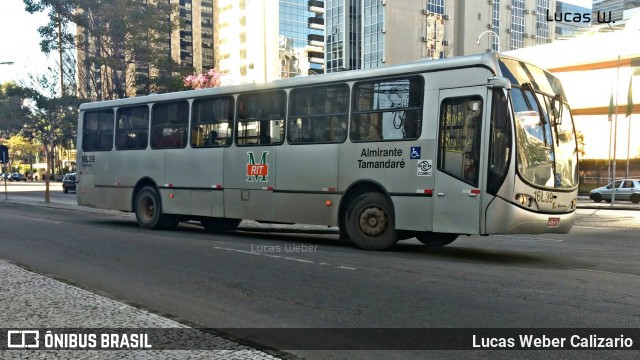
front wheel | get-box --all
[345,192,398,251]
[135,186,178,230]
[591,193,603,203]
[415,232,458,248]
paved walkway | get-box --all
[0,185,283,359]
[0,261,282,359]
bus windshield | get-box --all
[499,58,578,190]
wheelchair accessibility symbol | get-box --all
[410,147,421,159]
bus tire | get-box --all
[345,192,398,251]
[135,186,177,230]
[201,218,241,232]
[415,232,458,247]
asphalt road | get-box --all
[1,182,639,359]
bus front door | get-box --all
[432,88,487,235]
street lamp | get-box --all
[476,31,500,53]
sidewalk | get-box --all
[0,261,283,359]
[0,189,284,358]
[576,195,640,210]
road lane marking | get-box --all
[493,235,564,242]
[210,245,356,270]
[7,214,61,224]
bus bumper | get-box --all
[485,196,575,234]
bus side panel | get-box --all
[392,196,433,231]
[93,151,115,210]
[273,144,340,225]
[167,147,225,217]
[163,149,194,215]
[77,172,95,207]
[223,145,275,222]
[114,150,161,211]
[337,139,435,232]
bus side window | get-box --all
[237,91,285,146]
[288,84,349,145]
[351,76,423,142]
[438,96,483,186]
[191,96,234,148]
[83,109,114,152]
[151,101,188,149]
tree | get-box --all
[183,68,223,89]
[6,79,80,202]
[0,82,32,138]
[24,0,190,100]
[23,0,77,96]
[73,0,189,99]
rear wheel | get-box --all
[631,194,640,204]
[201,218,241,232]
[415,232,458,248]
[135,186,178,230]
[345,192,398,251]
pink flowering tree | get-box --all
[183,68,223,89]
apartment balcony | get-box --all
[308,17,325,31]
[308,51,324,64]
[308,34,325,48]
[308,0,325,15]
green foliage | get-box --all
[23,0,190,100]
[0,82,31,137]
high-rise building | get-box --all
[78,0,216,99]
[215,0,325,84]
[555,1,592,39]
[325,0,558,72]
[592,0,640,23]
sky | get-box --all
[0,0,57,86]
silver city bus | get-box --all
[76,53,579,250]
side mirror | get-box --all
[487,76,512,90]
[492,89,509,130]
[551,93,563,125]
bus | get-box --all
[76,53,579,250]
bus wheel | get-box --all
[415,232,458,248]
[345,192,398,251]
[201,218,241,232]
[135,186,177,230]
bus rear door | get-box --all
[432,87,487,235]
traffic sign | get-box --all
[0,145,8,164]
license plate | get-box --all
[547,217,560,227]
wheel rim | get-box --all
[139,195,155,222]
[358,205,388,237]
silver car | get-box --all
[589,179,640,203]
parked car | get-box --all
[62,173,76,193]
[0,173,9,180]
[589,179,640,203]
[9,173,27,181]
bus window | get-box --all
[192,96,234,147]
[82,109,114,152]
[151,101,189,149]
[487,90,511,195]
[288,84,349,144]
[438,96,483,186]
[116,105,149,150]
[237,91,285,146]
[351,76,423,142]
